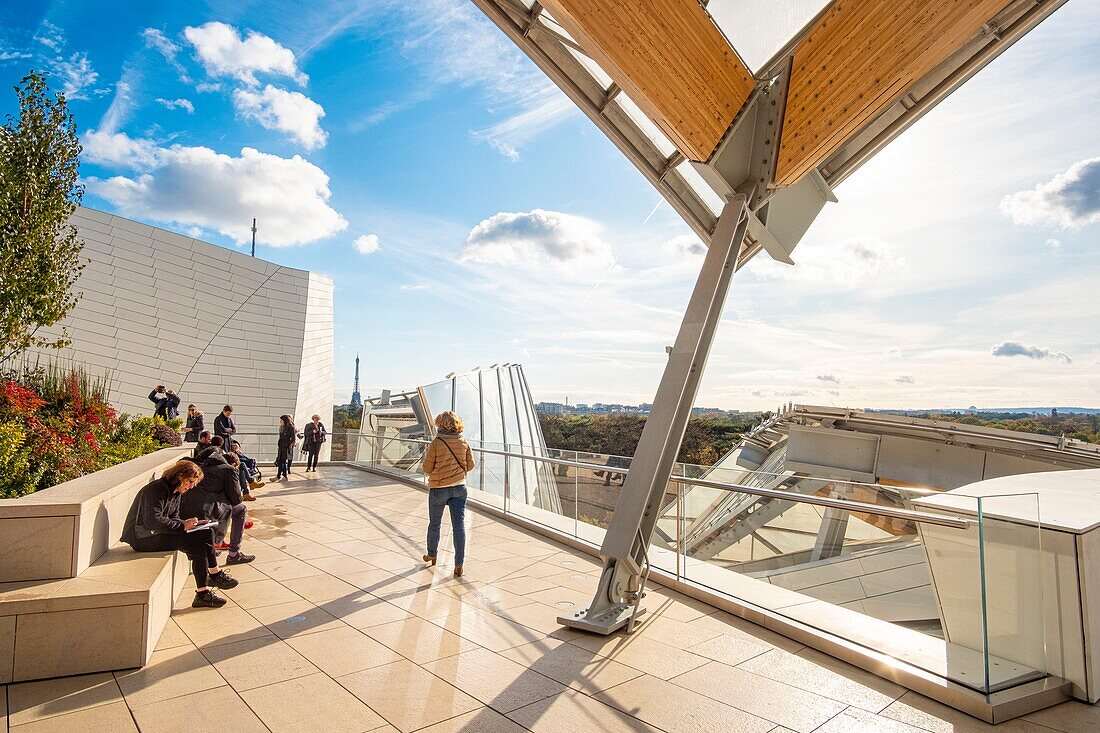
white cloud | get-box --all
[470,90,574,162]
[460,209,616,272]
[53,51,99,100]
[1046,238,1062,248]
[816,374,840,384]
[400,284,429,291]
[991,341,1072,364]
[233,85,326,149]
[397,0,575,160]
[183,22,306,87]
[895,375,916,384]
[665,233,706,257]
[142,28,190,82]
[84,133,346,246]
[155,97,194,114]
[0,45,32,62]
[747,236,905,288]
[98,68,138,133]
[82,129,160,168]
[1000,157,1100,229]
[354,234,380,254]
[34,21,64,52]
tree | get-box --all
[0,70,84,363]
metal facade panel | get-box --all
[786,425,880,478]
[876,434,985,489]
[775,0,1012,185]
[539,0,754,161]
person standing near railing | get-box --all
[274,414,297,480]
[214,405,237,447]
[302,414,327,472]
[421,411,475,577]
[183,404,204,443]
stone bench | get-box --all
[0,448,191,683]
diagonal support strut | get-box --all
[558,194,750,634]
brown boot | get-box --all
[422,555,436,566]
[454,565,463,577]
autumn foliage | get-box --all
[0,363,180,498]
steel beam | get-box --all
[558,194,749,634]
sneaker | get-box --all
[208,570,239,590]
[243,494,257,502]
[249,481,265,489]
[226,552,255,565]
[214,542,230,551]
[192,589,227,608]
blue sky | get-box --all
[1,1,1098,410]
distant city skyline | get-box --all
[2,2,1097,411]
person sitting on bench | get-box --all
[183,451,255,565]
[120,460,239,608]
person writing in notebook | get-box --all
[120,460,239,608]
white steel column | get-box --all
[559,194,749,634]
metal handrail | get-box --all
[353,433,972,530]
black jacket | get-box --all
[277,423,296,461]
[180,455,243,520]
[184,413,204,442]
[149,391,180,420]
[213,413,236,440]
[121,478,185,543]
[303,421,327,449]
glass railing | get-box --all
[338,429,1045,695]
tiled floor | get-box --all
[3,466,1099,733]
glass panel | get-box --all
[976,492,1046,693]
[454,373,484,494]
[564,44,614,90]
[613,93,677,157]
[707,0,831,72]
[499,371,525,506]
[420,378,453,418]
[538,11,578,44]
[480,371,507,499]
[454,374,482,443]
[676,160,725,217]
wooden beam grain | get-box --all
[776,0,1011,186]
[540,0,755,162]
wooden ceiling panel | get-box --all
[776,0,1012,186]
[539,0,755,162]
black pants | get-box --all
[132,529,217,588]
[306,447,320,470]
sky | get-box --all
[0,1,1097,411]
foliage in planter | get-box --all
[152,419,183,447]
[0,364,182,498]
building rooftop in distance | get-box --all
[3,466,1096,732]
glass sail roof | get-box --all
[706,0,831,73]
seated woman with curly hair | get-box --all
[120,460,239,608]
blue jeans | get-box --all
[426,485,467,565]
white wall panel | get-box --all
[27,207,334,460]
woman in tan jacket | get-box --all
[421,411,475,576]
